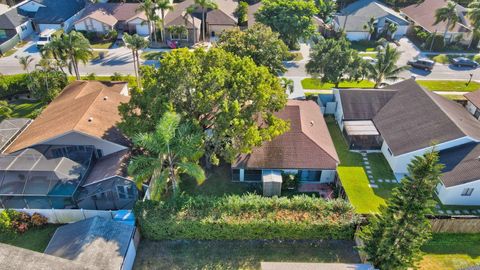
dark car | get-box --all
[407,58,435,71]
[451,57,478,68]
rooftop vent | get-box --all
[103,96,108,101]
[88,117,93,122]
[411,75,417,80]
[310,120,314,126]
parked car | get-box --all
[36,29,56,48]
[451,57,479,68]
[407,58,435,71]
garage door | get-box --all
[135,24,149,36]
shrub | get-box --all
[0,74,29,98]
[0,210,48,234]
[281,173,299,190]
[134,194,359,240]
[425,35,445,51]
[31,213,48,227]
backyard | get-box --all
[0,225,58,252]
[9,99,44,119]
[134,239,362,270]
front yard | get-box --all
[134,239,362,269]
[302,79,375,90]
[417,80,480,92]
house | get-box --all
[333,79,480,205]
[401,0,473,45]
[164,0,238,44]
[44,216,138,270]
[232,100,339,196]
[333,0,409,41]
[74,3,149,36]
[18,0,86,32]
[0,81,138,210]
[465,90,480,120]
[0,7,33,54]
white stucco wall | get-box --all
[15,21,33,40]
[63,9,85,32]
[346,31,370,41]
[381,136,476,174]
[128,18,149,36]
[42,131,127,156]
[38,23,61,32]
[237,169,337,183]
[333,89,344,130]
[74,18,112,33]
[437,180,480,206]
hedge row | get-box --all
[0,74,28,98]
[134,194,359,240]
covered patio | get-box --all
[343,120,382,150]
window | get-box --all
[170,31,187,41]
[474,109,480,119]
[387,148,392,156]
[461,188,474,196]
[117,185,135,199]
[0,30,7,39]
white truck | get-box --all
[36,29,57,48]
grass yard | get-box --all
[417,80,480,92]
[419,233,480,270]
[90,40,115,49]
[427,54,480,64]
[287,51,304,61]
[1,49,17,58]
[358,52,377,58]
[134,240,361,270]
[140,51,165,61]
[351,41,378,52]
[68,75,136,87]
[9,99,44,118]
[326,117,363,167]
[0,225,58,252]
[180,162,256,196]
[302,79,375,90]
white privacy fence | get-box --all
[0,208,131,224]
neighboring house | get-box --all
[247,1,261,28]
[0,81,138,210]
[0,7,33,54]
[164,0,238,44]
[232,100,339,196]
[401,0,473,45]
[74,3,149,36]
[333,0,409,41]
[333,79,480,205]
[18,0,86,32]
[44,216,138,270]
[465,90,480,120]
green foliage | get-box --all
[235,1,249,26]
[0,210,47,234]
[0,74,28,98]
[367,44,407,88]
[119,48,288,165]
[315,0,336,22]
[123,33,149,88]
[434,1,461,40]
[281,173,299,190]
[29,69,68,103]
[129,112,205,200]
[306,38,363,87]
[0,100,12,121]
[255,0,318,49]
[217,23,290,74]
[134,194,358,240]
[425,34,446,51]
[359,150,444,270]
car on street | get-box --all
[407,58,435,71]
[451,57,478,68]
[36,29,56,48]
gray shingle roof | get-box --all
[339,89,397,120]
[44,216,135,270]
[33,0,86,24]
[0,8,28,29]
[439,142,480,187]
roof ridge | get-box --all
[73,81,108,132]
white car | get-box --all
[36,29,56,48]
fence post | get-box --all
[81,208,86,220]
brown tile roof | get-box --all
[439,142,480,187]
[339,89,397,120]
[77,3,146,27]
[233,100,339,170]
[373,79,480,155]
[465,90,480,109]
[164,0,237,28]
[401,0,472,34]
[6,81,130,153]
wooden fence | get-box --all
[430,216,480,233]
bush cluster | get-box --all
[0,210,48,234]
[0,74,28,98]
[135,194,359,240]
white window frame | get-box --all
[461,188,474,196]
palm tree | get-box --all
[367,44,407,88]
[128,112,205,200]
[157,0,174,42]
[468,0,480,48]
[434,1,461,43]
[195,0,218,41]
[123,33,148,88]
[186,5,198,43]
[363,17,376,41]
[386,23,398,40]
[16,55,34,92]
[0,100,12,121]
[137,0,157,42]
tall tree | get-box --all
[468,0,480,48]
[315,0,336,22]
[434,1,461,42]
[157,0,174,42]
[16,55,34,92]
[359,150,444,270]
[137,0,158,42]
[216,23,290,74]
[306,37,362,87]
[235,1,249,26]
[129,112,205,200]
[29,69,68,103]
[367,44,406,88]
[186,5,198,43]
[195,0,218,41]
[119,48,289,165]
[255,0,318,49]
[363,17,376,41]
[123,33,149,88]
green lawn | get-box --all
[302,79,375,90]
[0,225,59,252]
[358,52,377,58]
[417,80,480,92]
[326,116,363,167]
[1,49,17,58]
[427,54,480,64]
[140,51,165,61]
[368,153,394,180]
[351,41,378,52]
[9,99,44,118]
[419,233,480,270]
[288,51,304,61]
[134,239,361,269]
[90,40,115,49]
[68,75,136,87]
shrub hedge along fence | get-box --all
[0,74,28,98]
[134,194,359,240]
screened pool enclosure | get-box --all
[0,145,95,209]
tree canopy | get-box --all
[119,48,289,165]
[255,0,318,49]
[217,23,290,74]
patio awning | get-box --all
[344,121,379,136]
